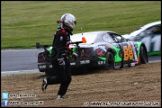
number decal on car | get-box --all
[140,35,161,52]
[123,46,133,61]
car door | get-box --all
[109,32,134,66]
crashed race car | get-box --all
[36,31,148,75]
[122,21,161,56]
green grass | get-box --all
[1,1,161,49]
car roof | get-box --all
[129,21,161,36]
[140,21,161,29]
[71,31,116,43]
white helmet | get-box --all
[58,13,76,30]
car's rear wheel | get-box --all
[140,46,148,64]
[104,52,115,70]
[45,70,51,76]
[44,64,56,76]
[45,69,56,76]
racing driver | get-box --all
[41,13,77,100]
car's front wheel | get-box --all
[140,46,148,64]
[104,52,115,70]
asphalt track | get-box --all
[1,48,161,76]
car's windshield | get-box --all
[102,33,115,43]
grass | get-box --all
[1,1,161,49]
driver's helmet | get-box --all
[57,13,76,30]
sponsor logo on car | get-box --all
[98,61,106,65]
[80,60,90,64]
[70,62,76,65]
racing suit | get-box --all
[46,26,72,97]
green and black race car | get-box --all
[36,31,148,75]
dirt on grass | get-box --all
[1,62,161,107]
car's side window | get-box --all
[102,33,115,43]
[151,25,161,35]
[138,25,161,37]
[109,32,127,43]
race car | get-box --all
[122,21,161,56]
[36,31,148,76]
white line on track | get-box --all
[1,69,39,73]
[1,69,43,77]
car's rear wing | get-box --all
[36,37,87,49]
[36,42,49,49]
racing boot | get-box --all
[56,95,64,100]
[42,77,48,92]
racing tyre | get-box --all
[140,46,148,64]
[45,70,56,76]
[45,70,51,76]
[104,52,115,70]
[45,65,56,76]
